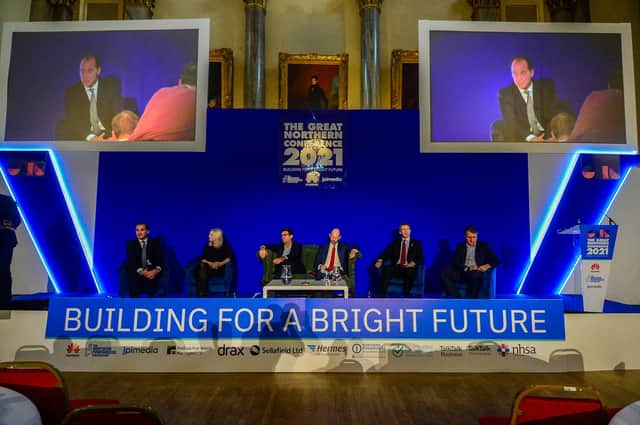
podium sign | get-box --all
[578,224,618,312]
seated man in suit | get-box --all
[125,223,163,297]
[497,56,559,142]
[374,223,424,297]
[441,226,499,298]
[56,54,123,141]
[314,228,359,280]
[257,227,306,279]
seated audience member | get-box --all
[314,228,359,280]
[257,228,306,278]
[196,228,234,297]
[374,223,424,297]
[570,69,626,143]
[531,112,575,142]
[92,110,139,141]
[441,226,499,298]
[129,63,197,141]
[125,223,163,297]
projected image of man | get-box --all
[496,56,559,142]
[56,55,123,141]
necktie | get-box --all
[141,240,148,267]
[525,90,538,134]
[400,239,407,266]
[89,87,100,134]
[327,243,336,271]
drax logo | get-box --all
[217,344,261,357]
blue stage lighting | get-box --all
[0,164,62,294]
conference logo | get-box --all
[122,346,159,356]
[65,343,81,357]
[307,344,347,354]
[497,343,510,357]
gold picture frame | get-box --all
[79,0,125,20]
[278,53,349,110]
[391,49,419,110]
[208,48,234,109]
[501,0,545,22]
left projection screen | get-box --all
[0,19,209,152]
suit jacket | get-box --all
[377,238,424,266]
[314,242,354,276]
[498,78,558,142]
[452,242,499,273]
[265,241,305,274]
[56,76,123,140]
[126,237,163,274]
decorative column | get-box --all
[467,0,501,21]
[125,0,155,19]
[46,0,77,21]
[359,0,383,109]
[244,0,266,108]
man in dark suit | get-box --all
[375,223,424,297]
[441,226,499,298]
[125,223,163,297]
[56,55,123,141]
[257,227,306,278]
[314,228,359,280]
[497,56,558,142]
[0,194,20,310]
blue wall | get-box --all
[94,109,531,297]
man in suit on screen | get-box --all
[441,226,499,298]
[374,223,424,297]
[125,223,163,297]
[56,55,123,141]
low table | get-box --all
[263,279,349,299]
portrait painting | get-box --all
[391,50,418,110]
[208,48,233,109]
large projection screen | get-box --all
[0,19,209,152]
[419,21,637,154]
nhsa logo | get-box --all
[216,344,260,357]
[497,343,536,357]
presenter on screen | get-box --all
[441,226,499,298]
[257,228,305,278]
[125,223,163,298]
[497,56,559,142]
[56,55,123,141]
[374,223,424,297]
[313,228,358,279]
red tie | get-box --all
[328,243,336,271]
[400,239,407,266]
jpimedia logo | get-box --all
[65,343,80,357]
[122,346,159,356]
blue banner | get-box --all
[580,224,618,260]
[46,297,565,340]
[280,113,345,188]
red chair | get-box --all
[0,361,118,425]
[478,384,615,425]
[62,405,165,425]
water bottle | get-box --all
[281,264,292,285]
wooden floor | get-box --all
[63,370,640,425]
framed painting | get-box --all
[208,48,233,108]
[391,49,418,110]
[278,53,348,110]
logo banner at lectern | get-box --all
[579,224,618,312]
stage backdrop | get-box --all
[93,109,530,297]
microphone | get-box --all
[605,214,617,226]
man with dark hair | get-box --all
[56,55,123,141]
[441,226,499,298]
[308,75,328,110]
[496,56,559,142]
[129,62,197,141]
[124,223,163,297]
[374,223,424,297]
[257,228,306,278]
